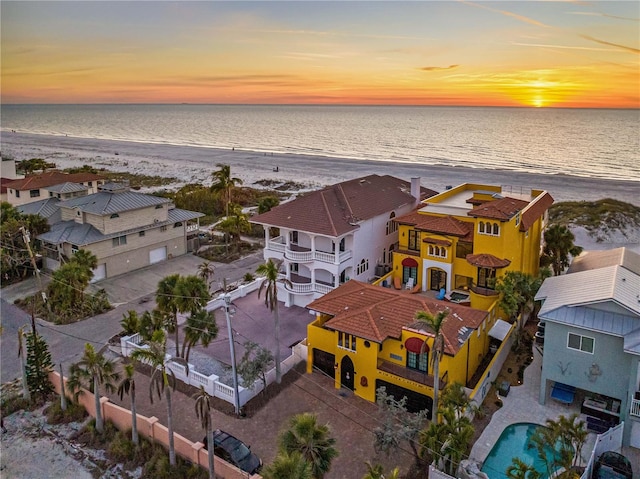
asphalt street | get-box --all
[0,251,265,383]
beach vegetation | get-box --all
[210,163,243,219]
[17,158,56,175]
[540,224,583,276]
[0,202,50,286]
[549,198,640,237]
[63,164,177,189]
[216,203,252,251]
[262,451,313,479]
[25,330,54,402]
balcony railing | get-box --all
[377,359,446,390]
[631,397,640,417]
[283,274,337,295]
[266,236,352,264]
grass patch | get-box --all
[64,165,177,189]
[549,199,640,234]
[45,398,88,424]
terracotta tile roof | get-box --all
[519,192,553,232]
[395,212,474,241]
[5,171,105,191]
[424,238,452,246]
[468,197,529,221]
[307,280,487,355]
[251,175,437,237]
[466,253,511,268]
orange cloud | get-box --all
[420,65,459,72]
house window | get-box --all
[428,245,447,258]
[30,189,40,198]
[407,351,428,372]
[456,241,473,259]
[88,181,92,187]
[357,258,369,275]
[408,230,420,251]
[14,190,20,198]
[173,222,182,228]
[139,231,145,237]
[567,332,594,354]
[291,263,299,273]
[160,226,167,232]
[386,212,397,235]
[71,245,79,254]
[112,235,127,247]
[403,266,417,285]
[155,204,163,209]
[478,221,500,236]
[110,213,119,219]
[338,332,356,352]
[477,267,496,289]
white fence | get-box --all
[120,333,308,409]
[581,422,624,479]
[205,277,265,312]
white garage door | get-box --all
[149,246,167,264]
[91,264,106,283]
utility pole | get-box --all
[222,279,240,416]
[19,226,50,316]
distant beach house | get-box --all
[389,183,554,313]
[37,182,203,281]
[536,247,640,449]
[4,170,106,206]
[250,174,437,308]
[306,280,489,418]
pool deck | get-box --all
[469,345,640,468]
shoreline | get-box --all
[1,131,638,205]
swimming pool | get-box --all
[480,423,559,479]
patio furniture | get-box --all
[436,288,446,300]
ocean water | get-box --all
[1,104,638,182]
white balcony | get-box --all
[284,273,337,296]
[631,397,640,417]
[266,236,353,265]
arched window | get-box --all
[478,221,485,233]
[386,212,397,235]
[492,223,500,235]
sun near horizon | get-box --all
[1,2,638,109]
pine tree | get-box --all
[25,332,53,401]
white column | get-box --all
[264,226,271,245]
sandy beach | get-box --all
[1,132,638,205]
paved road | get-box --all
[0,252,265,383]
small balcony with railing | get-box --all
[265,236,353,265]
[377,358,447,391]
[283,272,338,296]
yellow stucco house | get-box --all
[391,183,554,313]
[306,280,489,418]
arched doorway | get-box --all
[429,268,447,291]
[341,356,355,390]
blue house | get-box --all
[536,247,640,448]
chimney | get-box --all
[411,177,421,204]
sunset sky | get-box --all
[1,1,638,108]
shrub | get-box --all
[1,395,33,416]
[46,398,87,424]
[243,272,255,282]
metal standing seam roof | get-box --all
[46,182,88,194]
[38,208,202,246]
[17,198,61,220]
[57,190,170,215]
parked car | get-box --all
[592,451,633,479]
[203,429,262,475]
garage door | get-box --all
[149,246,167,264]
[91,264,106,283]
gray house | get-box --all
[536,247,640,448]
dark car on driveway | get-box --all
[203,429,262,475]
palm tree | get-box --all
[415,309,449,423]
[541,224,583,276]
[197,261,215,290]
[217,203,251,251]
[279,412,338,479]
[506,458,541,479]
[362,462,400,479]
[182,309,218,362]
[263,451,312,479]
[256,258,290,384]
[156,274,181,357]
[117,362,139,445]
[210,163,243,219]
[72,248,98,273]
[194,386,215,479]
[131,330,185,466]
[174,275,211,358]
[67,343,120,433]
